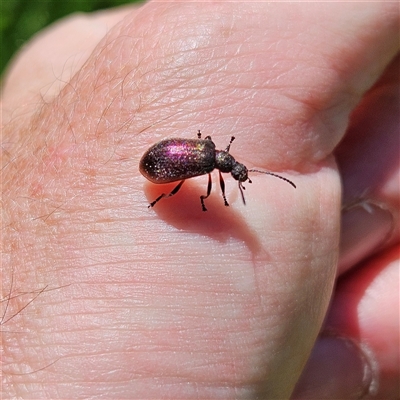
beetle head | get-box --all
[231,162,249,183]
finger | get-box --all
[337,54,400,274]
[292,245,400,399]
[29,2,397,169]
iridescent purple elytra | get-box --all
[139,131,296,211]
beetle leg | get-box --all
[148,180,185,208]
[218,171,229,207]
[225,136,235,153]
[198,130,212,141]
[200,173,212,212]
[238,182,246,205]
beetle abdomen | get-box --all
[139,138,216,183]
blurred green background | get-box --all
[0,0,142,76]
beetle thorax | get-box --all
[215,150,235,173]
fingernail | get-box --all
[339,201,394,273]
[292,336,377,399]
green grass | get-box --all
[0,0,141,75]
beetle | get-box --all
[139,131,296,211]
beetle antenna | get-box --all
[248,169,296,188]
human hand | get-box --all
[2,2,398,399]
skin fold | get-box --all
[2,2,399,399]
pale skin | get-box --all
[1,2,399,399]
